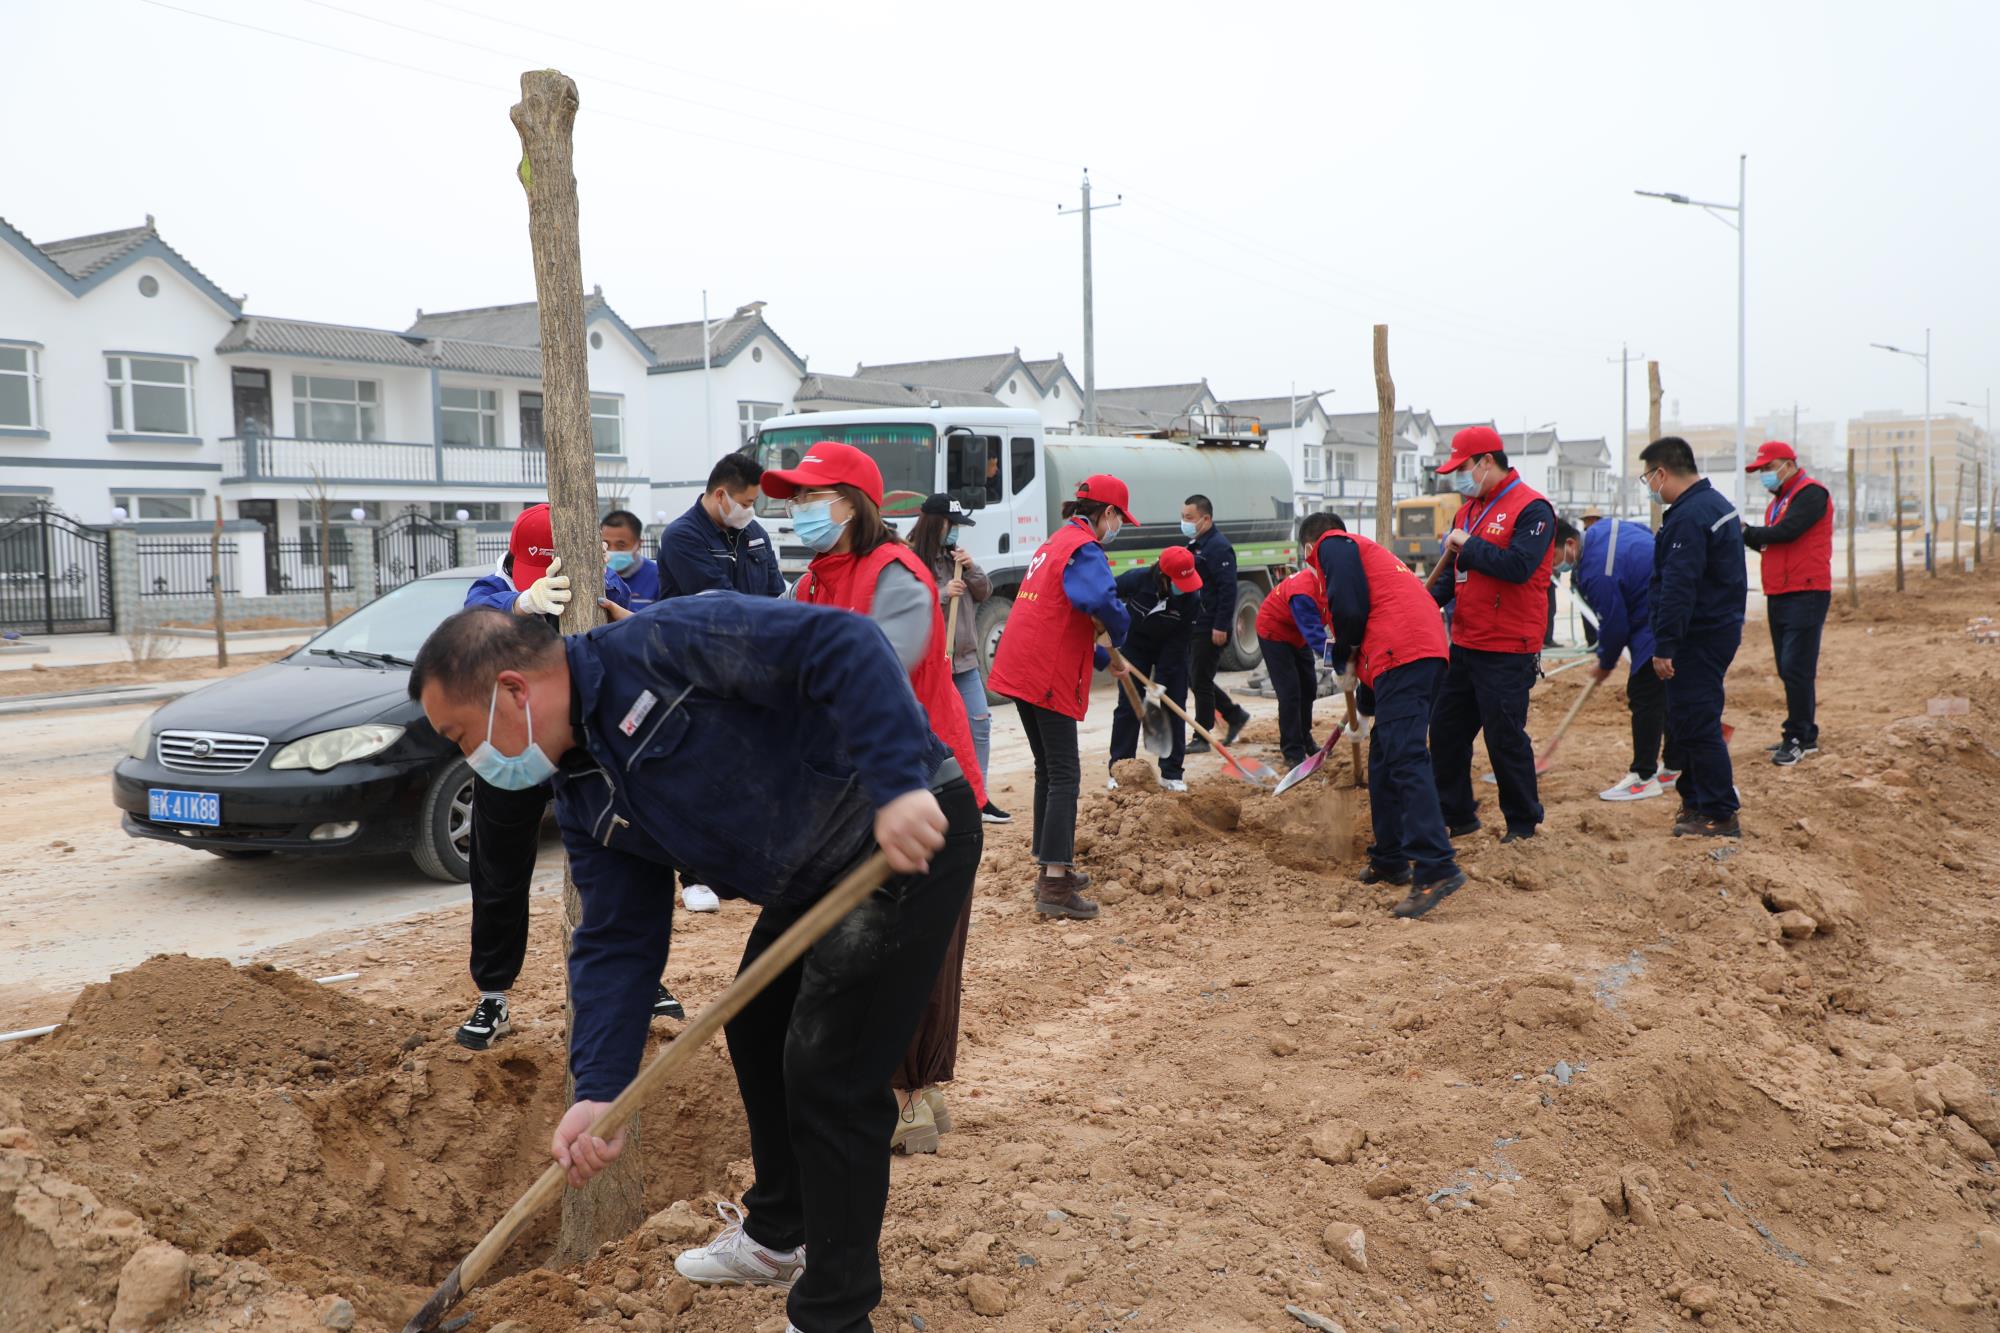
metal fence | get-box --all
[137,539,240,598]
[0,505,114,634]
[268,536,354,593]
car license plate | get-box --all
[148,788,220,827]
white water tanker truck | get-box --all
[748,406,1298,674]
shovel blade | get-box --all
[1222,752,1280,788]
[1276,727,1344,795]
[1141,702,1173,757]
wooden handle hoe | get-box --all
[944,593,961,663]
[401,852,895,1333]
[1532,675,1601,775]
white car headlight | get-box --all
[128,716,156,760]
[269,724,405,772]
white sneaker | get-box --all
[1655,768,1681,787]
[1106,775,1120,791]
[1599,772,1663,802]
[1161,778,1188,793]
[673,1202,804,1290]
[680,884,720,912]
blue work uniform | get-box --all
[1187,524,1245,732]
[1576,518,1680,783]
[1649,478,1747,818]
[1107,567,1197,780]
[613,555,661,607]
[656,500,785,600]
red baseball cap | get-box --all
[1159,544,1202,593]
[1075,473,1139,525]
[509,503,557,588]
[1438,424,1506,474]
[759,440,885,506]
[1745,440,1797,472]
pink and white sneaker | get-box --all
[1599,771,1664,802]
[673,1202,805,1290]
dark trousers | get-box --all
[1365,658,1457,884]
[1016,701,1081,865]
[467,774,550,993]
[1191,634,1243,731]
[1665,628,1741,818]
[729,780,981,1333]
[1109,635,1189,780]
[1767,590,1829,748]
[1430,645,1543,834]
[1624,661,1685,780]
[1258,636,1319,767]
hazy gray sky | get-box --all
[7,0,1997,452]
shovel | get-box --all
[1109,664,1172,758]
[400,852,895,1333]
[1480,674,1602,785]
[1114,652,1278,787]
[1139,683,1174,757]
[1275,724,1345,795]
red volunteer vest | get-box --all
[796,542,986,805]
[1449,470,1554,655]
[1311,531,1448,688]
[1255,567,1325,648]
[1760,472,1833,595]
[987,517,1101,721]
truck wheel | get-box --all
[411,757,474,883]
[974,594,1012,681]
[1221,580,1264,671]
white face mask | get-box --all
[718,492,757,530]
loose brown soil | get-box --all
[0,648,296,698]
[5,568,2000,1332]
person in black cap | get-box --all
[910,494,1005,822]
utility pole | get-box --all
[1608,344,1645,515]
[1059,170,1119,433]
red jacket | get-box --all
[1449,470,1554,655]
[1255,567,1325,648]
[1760,472,1833,595]
[988,519,1101,720]
[795,542,985,805]
[1311,530,1448,688]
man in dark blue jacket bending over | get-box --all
[410,595,980,1333]
[1638,436,1748,838]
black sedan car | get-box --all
[112,569,481,881]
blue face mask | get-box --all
[1761,471,1782,494]
[468,683,558,791]
[605,549,638,574]
[792,499,849,553]
[1179,519,1199,539]
[1450,469,1479,497]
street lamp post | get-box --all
[1636,154,1747,509]
[1873,330,1933,575]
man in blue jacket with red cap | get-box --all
[410,591,979,1333]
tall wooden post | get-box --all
[1845,447,1857,608]
[1372,325,1393,544]
[512,67,645,1263]
[1928,457,1938,578]
[1646,361,1663,528]
[1953,463,1965,572]
[1893,450,1905,593]
[210,496,229,667]
[1976,462,1984,570]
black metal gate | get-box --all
[374,511,456,593]
[0,504,114,635]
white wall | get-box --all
[1036,372,1082,432]
[644,331,803,513]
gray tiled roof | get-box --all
[1221,393,1326,426]
[1023,356,1074,394]
[1558,436,1609,465]
[408,300,546,344]
[1095,381,1212,419]
[633,302,806,375]
[217,315,543,379]
[1088,401,1165,431]
[794,373,1003,409]
[37,223,156,279]
[1501,429,1558,456]
[854,351,1025,395]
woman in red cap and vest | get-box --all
[1742,440,1832,767]
[760,441,986,1156]
[1430,425,1558,843]
[987,475,1136,920]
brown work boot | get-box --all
[1035,866,1100,920]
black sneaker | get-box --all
[652,985,686,1022]
[1771,740,1805,767]
[1391,870,1467,920]
[1224,710,1250,746]
[1672,812,1741,839]
[1763,741,1785,754]
[1359,864,1412,887]
[1447,819,1482,839]
[1499,828,1536,844]
[1187,736,1212,755]
[980,801,1013,824]
[456,996,510,1050]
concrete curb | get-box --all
[0,679,209,718]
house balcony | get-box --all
[221,436,640,490]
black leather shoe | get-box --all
[1359,864,1412,887]
[1447,819,1481,839]
[1391,870,1467,920]
[1499,828,1537,844]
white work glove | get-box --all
[515,555,571,616]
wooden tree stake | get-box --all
[1845,446,1857,608]
[1646,361,1663,529]
[1893,450,1905,593]
[1372,325,1393,544]
[211,496,229,667]
[510,66,645,1263]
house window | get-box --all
[291,375,381,441]
[106,355,194,435]
[1302,448,1322,483]
[1396,453,1418,482]
[113,491,199,521]
[1334,453,1357,481]
[590,394,623,453]
[0,344,40,429]
[738,401,781,446]
[0,491,45,521]
[440,386,498,447]
[1052,383,1062,399]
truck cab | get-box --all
[749,407,1298,673]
